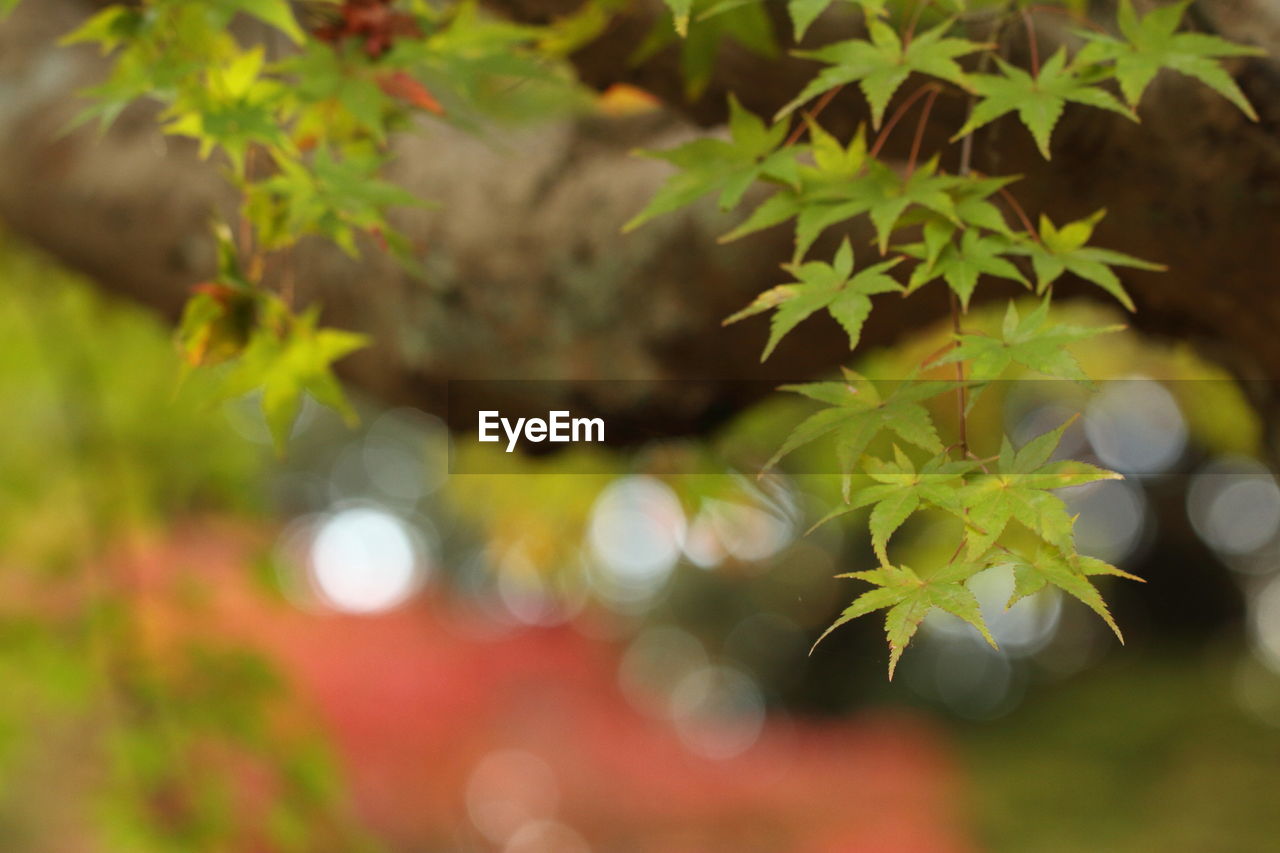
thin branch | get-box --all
[953,11,1004,179]
[785,85,844,147]
[949,56,984,455]
[907,86,942,175]
[903,0,932,46]
[922,339,958,367]
[995,182,1042,243]
[870,83,942,159]
[1021,7,1041,78]
[966,449,992,474]
[948,287,969,454]
[958,120,975,178]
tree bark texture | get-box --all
[2,0,1280,438]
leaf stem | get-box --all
[967,449,991,473]
[948,288,968,454]
[994,182,1042,244]
[907,85,942,175]
[950,68,981,455]
[870,83,941,159]
[903,0,932,46]
[1021,8,1040,78]
[785,85,845,147]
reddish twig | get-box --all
[948,288,969,454]
[906,85,942,175]
[870,83,942,159]
[903,0,932,46]
[994,183,1042,243]
[1021,7,1041,77]
[785,85,845,147]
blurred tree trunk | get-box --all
[2,0,1280,438]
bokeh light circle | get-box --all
[308,506,426,613]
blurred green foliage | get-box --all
[963,652,1280,853]
[0,227,1273,849]
[0,233,374,850]
[0,231,264,568]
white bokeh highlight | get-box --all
[669,665,766,760]
[586,476,686,602]
[1188,457,1280,557]
[308,506,426,613]
[1084,378,1186,475]
[466,750,559,845]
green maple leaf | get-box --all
[930,297,1124,382]
[864,157,966,254]
[806,117,869,178]
[280,44,400,144]
[778,19,986,127]
[60,6,147,52]
[640,0,777,99]
[724,238,903,360]
[626,95,798,231]
[889,171,1019,290]
[716,119,859,247]
[952,49,1134,159]
[814,562,995,678]
[224,303,369,452]
[163,47,289,175]
[217,0,305,43]
[809,446,977,562]
[1078,0,1263,118]
[722,122,985,261]
[901,227,1027,308]
[1008,209,1164,311]
[801,154,962,258]
[788,0,831,41]
[719,189,803,244]
[251,149,422,258]
[696,0,763,19]
[787,0,890,41]
[769,370,950,497]
[959,417,1121,557]
[949,174,1018,234]
[893,172,1016,247]
[1000,546,1144,642]
[721,136,962,260]
[719,119,868,253]
[663,0,695,35]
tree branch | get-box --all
[2,0,1280,442]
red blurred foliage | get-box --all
[123,522,976,853]
[375,71,445,115]
[313,0,422,59]
[190,281,238,307]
